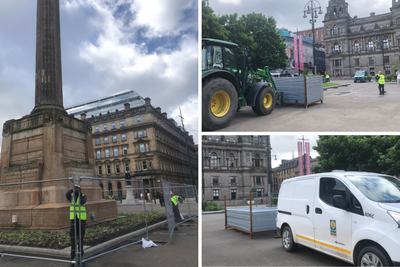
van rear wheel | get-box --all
[282,226,297,252]
[358,246,390,267]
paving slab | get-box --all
[213,80,400,132]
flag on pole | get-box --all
[305,142,311,175]
[293,35,298,71]
[298,141,304,176]
[299,36,304,71]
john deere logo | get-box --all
[330,220,337,236]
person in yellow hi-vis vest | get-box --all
[377,71,386,95]
[66,185,87,261]
[171,193,183,222]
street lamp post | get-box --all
[303,0,323,75]
[377,35,387,73]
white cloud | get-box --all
[218,0,242,5]
[169,96,199,143]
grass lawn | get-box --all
[323,82,341,87]
[0,212,166,249]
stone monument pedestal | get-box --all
[121,185,141,205]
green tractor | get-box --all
[202,38,283,131]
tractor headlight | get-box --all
[388,211,400,227]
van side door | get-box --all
[290,178,316,249]
[313,177,353,261]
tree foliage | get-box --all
[312,136,400,176]
[201,1,288,70]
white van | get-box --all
[276,171,400,266]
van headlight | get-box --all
[388,211,400,227]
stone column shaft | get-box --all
[32,0,64,113]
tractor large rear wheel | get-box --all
[202,78,238,131]
[252,86,276,116]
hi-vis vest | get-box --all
[379,74,385,84]
[70,194,87,220]
[171,195,181,206]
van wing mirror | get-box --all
[333,195,347,210]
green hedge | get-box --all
[273,197,278,205]
[202,201,225,211]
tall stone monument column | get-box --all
[0,0,118,229]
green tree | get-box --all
[312,136,400,175]
[202,1,288,70]
[392,59,400,73]
[201,0,229,40]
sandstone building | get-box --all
[66,91,198,199]
[324,0,400,76]
[202,135,269,203]
[272,157,318,195]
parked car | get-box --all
[276,171,400,266]
[354,70,371,83]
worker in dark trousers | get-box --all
[377,71,386,95]
[66,185,87,261]
[159,192,165,207]
[171,194,183,222]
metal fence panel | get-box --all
[161,179,175,241]
[0,177,76,265]
[306,76,324,103]
[274,77,306,104]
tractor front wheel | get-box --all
[202,78,238,131]
[252,86,276,116]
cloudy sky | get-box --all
[271,135,319,168]
[0,0,198,150]
[208,0,393,31]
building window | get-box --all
[95,126,99,132]
[256,176,262,185]
[216,138,219,142]
[112,123,115,129]
[132,118,135,124]
[370,68,375,76]
[384,56,389,63]
[134,132,137,138]
[105,149,109,157]
[114,148,118,156]
[230,177,236,185]
[369,57,374,65]
[142,116,145,122]
[385,66,391,74]
[106,165,111,174]
[257,188,263,197]
[137,161,141,171]
[353,41,360,52]
[136,116,141,123]
[368,39,374,51]
[125,163,129,172]
[98,166,102,175]
[104,137,109,144]
[213,190,219,200]
[233,139,236,143]
[96,139,100,145]
[333,43,340,52]
[210,153,218,168]
[115,164,120,174]
[253,135,259,144]
[354,58,359,66]
[123,147,128,155]
[140,144,145,153]
[122,134,126,141]
[231,189,237,200]
[120,121,125,127]
[383,38,389,49]
[138,131,143,138]
[97,151,101,158]
[142,161,147,170]
[113,136,117,142]
[136,145,139,153]
[103,124,107,130]
[254,154,260,167]
[228,154,235,167]
[144,130,147,136]
[146,143,149,152]
[213,177,219,185]
[149,160,152,169]
[333,25,339,34]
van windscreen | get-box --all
[346,175,400,203]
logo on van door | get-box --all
[330,220,337,236]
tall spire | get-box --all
[31,0,65,114]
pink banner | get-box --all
[299,36,304,71]
[298,141,304,176]
[293,35,298,70]
[305,142,311,175]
